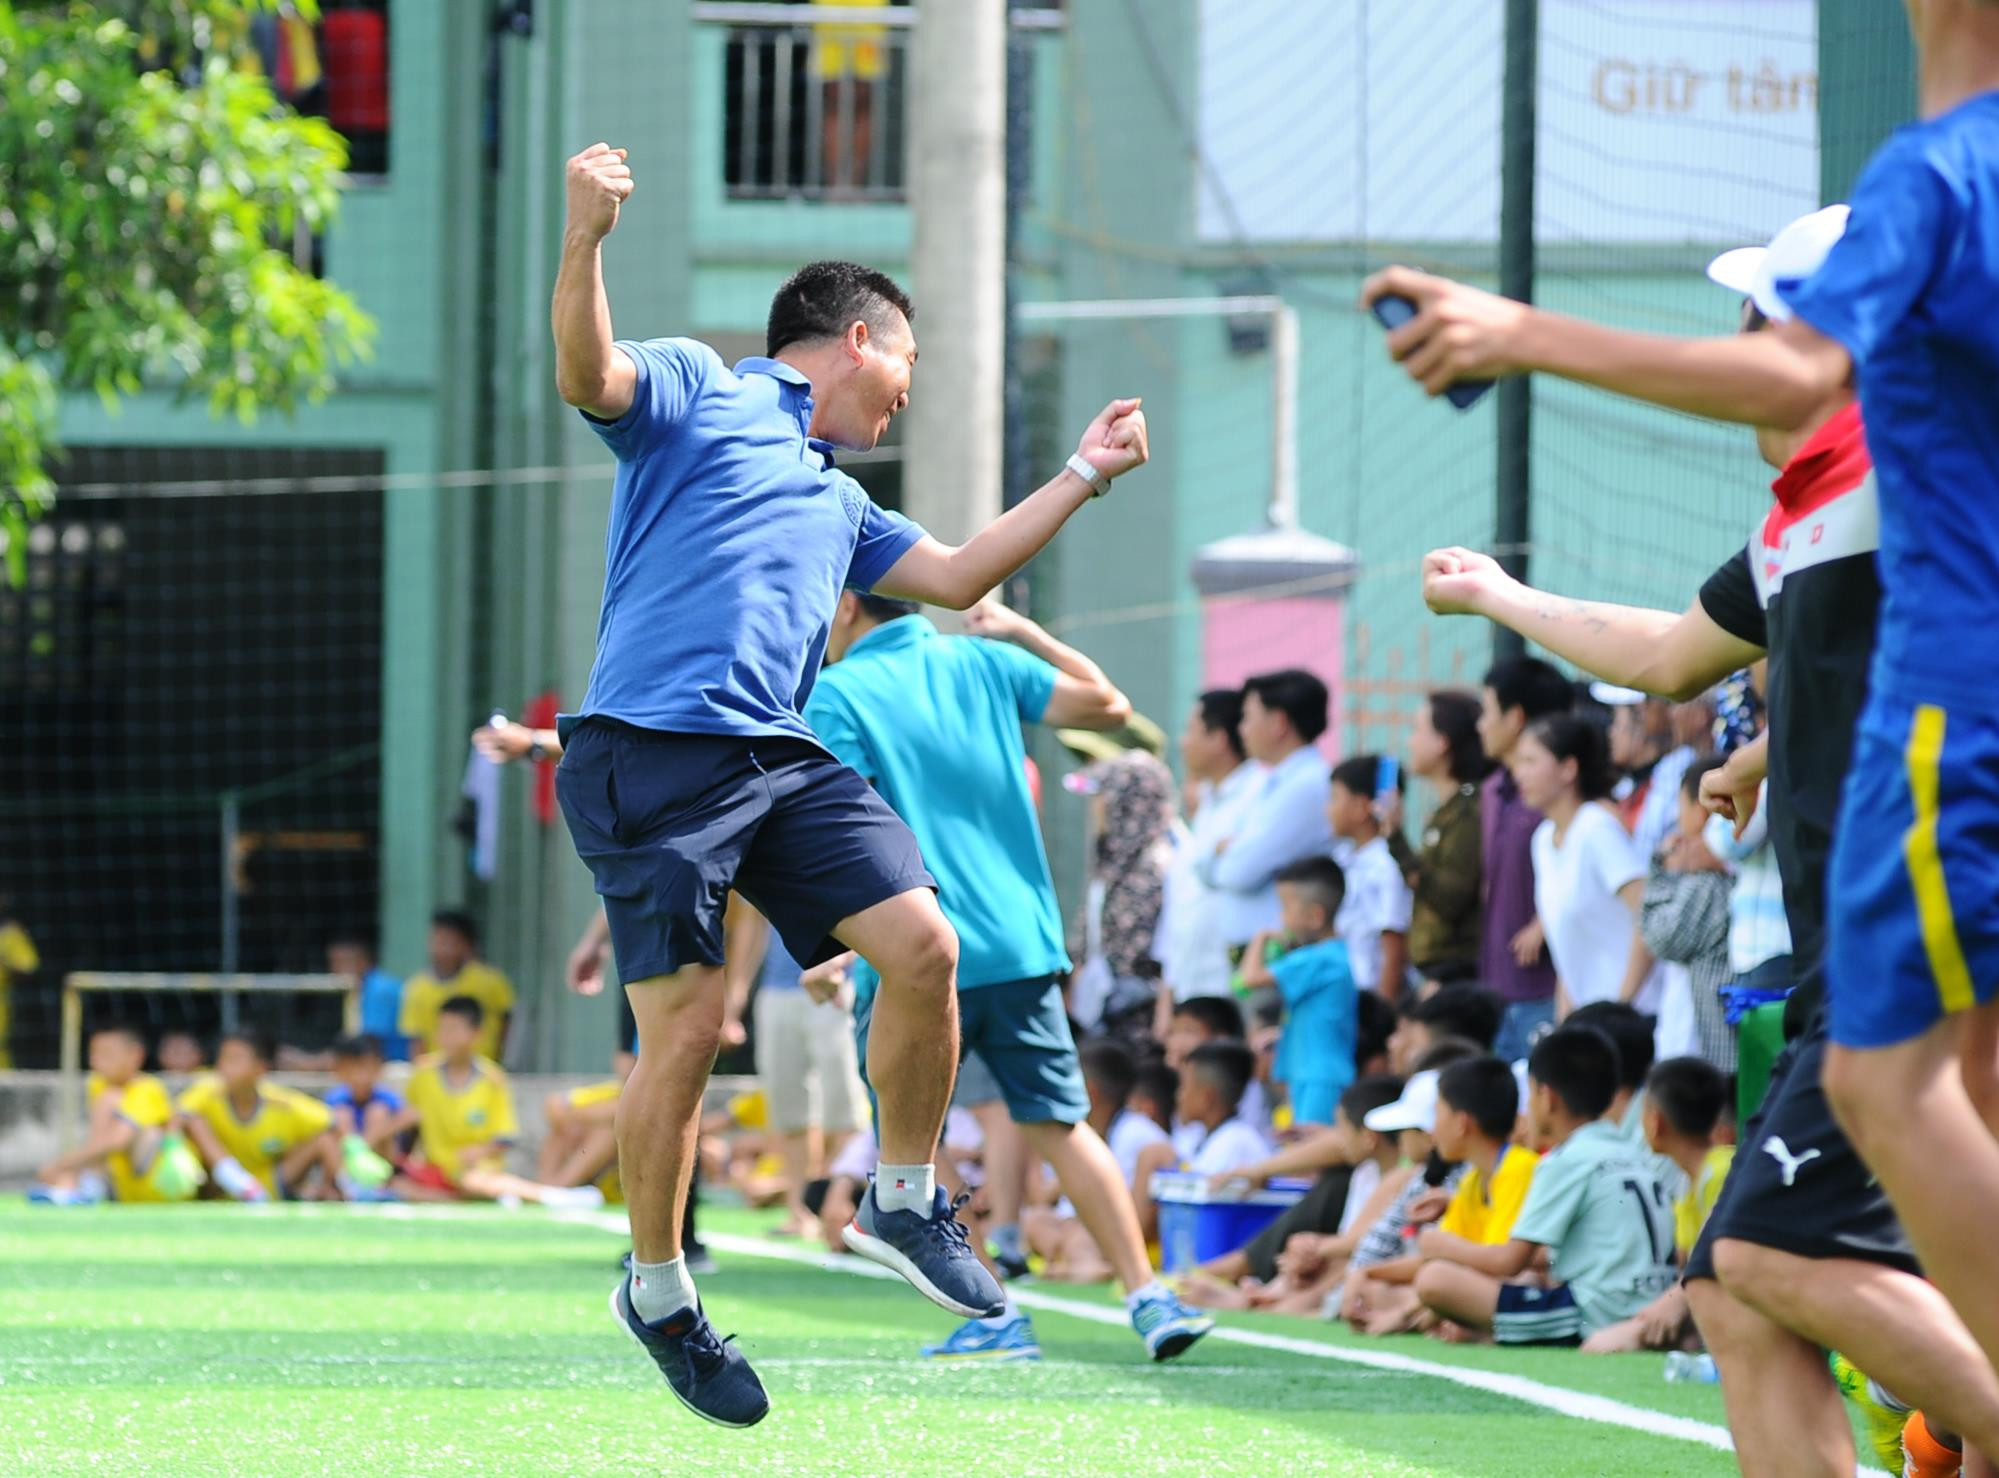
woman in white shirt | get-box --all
[1512,714,1657,1016]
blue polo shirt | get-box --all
[569,339,926,744]
[804,617,1069,990]
[1776,91,1999,710]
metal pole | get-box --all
[219,793,241,1033]
[1495,0,1538,663]
[903,0,1006,549]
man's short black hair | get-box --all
[1483,656,1573,723]
[854,592,919,623]
[1402,984,1504,1051]
[1197,688,1246,762]
[1187,1040,1257,1114]
[220,1027,277,1066]
[430,908,480,948]
[766,260,914,358]
[1438,1056,1521,1140]
[1171,994,1245,1041]
[332,1033,385,1062]
[439,994,485,1029]
[1242,668,1329,744]
[1528,1025,1621,1122]
[1647,1056,1727,1139]
[1331,754,1405,799]
[1340,1073,1405,1130]
[327,928,376,957]
[1411,1036,1485,1074]
[1565,1001,1653,1089]
[1274,855,1346,921]
[1080,1037,1138,1105]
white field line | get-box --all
[227,1204,1745,1458]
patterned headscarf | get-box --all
[1076,750,1177,978]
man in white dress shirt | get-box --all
[1158,690,1259,1023]
[1195,669,1336,953]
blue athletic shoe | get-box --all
[609,1277,770,1428]
[1130,1286,1215,1362]
[842,1185,1007,1319]
[921,1316,1042,1362]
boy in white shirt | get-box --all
[1329,756,1415,1001]
[1134,1041,1274,1241]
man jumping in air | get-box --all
[551,141,1149,1428]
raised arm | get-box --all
[1421,547,1760,703]
[963,598,1132,731]
[552,143,639,419]
[874,399,1148,610]
[1360,267,1851,430]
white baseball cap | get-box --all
[1365,1069,1441,1134]
[1705,204,1851,323]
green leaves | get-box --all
[0,1,375,577]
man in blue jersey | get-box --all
[551,141,1149,1427]
[804,592,1213,1363]
[1362,0,1999,1423]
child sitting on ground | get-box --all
[1582,1056,1734,1353]
[391,996,603,1208]
[178,1029,347,1202]
[29,1023,201,1204]
[1412,1057,1542,1340]
[1133,1041,1273,1243]
[1328,755,1414,1000]
[1162,995,1270,1132]
[325,1033,406,1159]
[1025,1037,1171,1283]
[1176,1074,1406,1312]
[1413,1026,1678,1345]
[1238,856,1357,1129]
[538,1048,634,1202]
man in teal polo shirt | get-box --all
[806,593,1213,1363]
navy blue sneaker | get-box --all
[843,1185,1006,1319]
[609,1277,770,1428]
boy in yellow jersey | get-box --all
[537,1048,633,1203]
[178,1030,345,1201]
[1413,1057,1540,1335]
[391,996,604,1208]
[398,909,516,1060]
[28,1023,202,1204]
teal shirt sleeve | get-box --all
[804,682,878,781]
[973,638,1058,724]
[1270,940,1350,1007]
[1507,1140,1585,1249]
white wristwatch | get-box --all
[1065,453,1112,499]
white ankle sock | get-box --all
[630,1253,697,1324]
[873,1162,936,1215]
[1125,1279,1169,1310]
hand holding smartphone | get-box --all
[1369,294,1495,410]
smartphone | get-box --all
[1376,755,1400,804]
[1369,294,1495,410]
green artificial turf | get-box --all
[0,1202,1746,1477]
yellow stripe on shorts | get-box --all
[1903,704,1977,1016]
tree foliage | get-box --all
[0,0,375,580]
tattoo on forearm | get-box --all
[1531,597,1610,634]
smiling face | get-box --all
[818,312,916,450]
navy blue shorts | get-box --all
[556,721,936,984]
[1491,1283,1583,1346]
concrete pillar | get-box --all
[902,0,1006,546]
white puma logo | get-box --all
[1763,1135,1822,1187]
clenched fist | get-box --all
[1074,398,1149,484]
[566,142,634,242]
